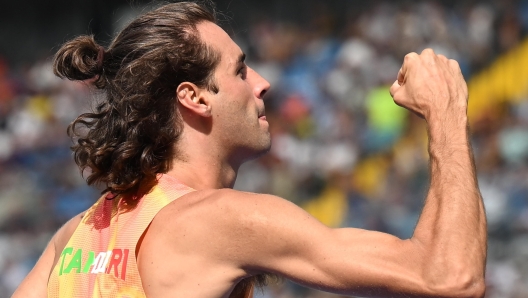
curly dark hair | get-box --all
[53,1,220,196]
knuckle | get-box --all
[404,52,418,61]
[449,59,460,67]
[422,48,435,55]
[389,86,397,97]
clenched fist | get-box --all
[390,48,468,124]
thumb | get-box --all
[390,80,409,109]
[389,80,401,99]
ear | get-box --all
[176,82,212,117]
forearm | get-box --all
[412,114,486,293]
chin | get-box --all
[256,140,272,157]
[258,132,272,154]
[233,135,272,165]
[249,138,272,160]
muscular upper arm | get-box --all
[213,190,433,297]
[12,213,84,298]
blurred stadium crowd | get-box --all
[1,1,528,297]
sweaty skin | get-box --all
[14,22,486,298]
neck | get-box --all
[166,156,238,190]
[165,132,241,190]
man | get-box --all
[14,2,486,297]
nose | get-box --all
[248,67,271,99]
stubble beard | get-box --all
[229,129,271,166]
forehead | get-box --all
[196,21,242,69]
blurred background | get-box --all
[1,0,528,297]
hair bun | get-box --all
[53,35,104,82]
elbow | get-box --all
[445,277,485,298]
[425,271,486,298]
[412,242,487,298]
[469,280,486,298]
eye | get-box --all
[237,64,247,80]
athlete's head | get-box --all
[177,21,271,166]
[53,1,270,195]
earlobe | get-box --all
[176,82,212,117]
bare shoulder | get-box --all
[150,188,331,266]
[137,189,301,295]
[158,188,310,231]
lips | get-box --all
[258,110,267,122]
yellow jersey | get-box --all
[47,174,194,298]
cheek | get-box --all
[216,79,255,122]
[232,85,255,116]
